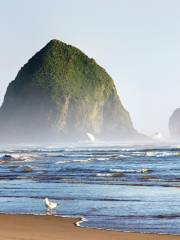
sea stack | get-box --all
[169,108,180,139]
[0,39,139,143]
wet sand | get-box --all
[0,214,180,240]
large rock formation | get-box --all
[169,108,180,139]
[0,39,139,143]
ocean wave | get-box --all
[145,151,180,157]
[90,155,128,161]
[55,159,91,164]
[0,154,37,162]
[96,172,124,177]
[55,160,72,164]
[42,153,65,157]
[110,168,152,173]
[13,165,34,173]
[55,155,127,165]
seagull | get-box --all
[87,132,95,142]
[43,198,58,211]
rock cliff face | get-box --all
[169,108,180,139]
[0,39,139,143]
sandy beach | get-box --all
[0,214,179,240]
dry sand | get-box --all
[0,214,180,240]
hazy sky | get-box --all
[0,0,180,136]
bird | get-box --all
[43,198,58,212]
[86,132,95,142]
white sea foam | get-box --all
[110,168,152,173]
[55,160,72,164]
[96,172,125,177]
[55,159,91,164]
[0,154,37,162]
[145,151,180,157]
[96,173,114,177]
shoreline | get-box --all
[0,214,180,240]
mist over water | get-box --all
[0,142,180,234]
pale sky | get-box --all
[0,0,180,136]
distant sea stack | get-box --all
[169,108,180,139]
[0,39,140,143]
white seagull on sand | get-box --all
[44,198,58,211]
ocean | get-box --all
[0,142,180,234]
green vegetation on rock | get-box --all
[0,39,139,143]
